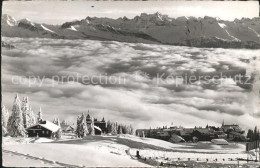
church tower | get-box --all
[86,110,92,123]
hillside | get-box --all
[3,135,256,167]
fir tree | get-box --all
[37,107,43,123]
[61,120,68,126]
[75,113,88,138]
[28,105,36,126]
[7,94,26,137]
[56,118,61,127]
[75,116,81,137]
[119,125,123,134]
[21,97,30,128]
[2,105,9,136]
[106,120,112,133]
[129,125,134,135]
[90,117,95,135]
[247,129,254,141]
[55,128,62,139]
[111,123,117,135]
[53,118,57,125]
[254,126,259,141]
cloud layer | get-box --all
[2,37,260,129]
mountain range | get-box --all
[2,13,260,49]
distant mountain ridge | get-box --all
[2,13,260,49]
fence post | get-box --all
[136,151,140,159]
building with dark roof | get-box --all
[86,111,107,135]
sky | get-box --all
[2,1,259,24]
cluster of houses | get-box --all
[136,121,247,143]
[26,113,107,138]
[25,112,248,143]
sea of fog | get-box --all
[2,37,260,129]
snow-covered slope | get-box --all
[2,135,248,167]
[2,13,260,49]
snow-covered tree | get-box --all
[90,117,95,135]
[28,105,36,126]
[7,94,26,137]
[53,118,57,124]
[116,122,118,133]
[56,118,61,127]
[119,126,123,134]
[106,120,112,133]
[55,128,62,139]
[75,116,80,137]
[126,125,132,134]
[53,118,61,126]
[2,105,9,136]
[111,123,117,135]
[75,113,88,138]
[61,120,68,126]
[129,125,134,135]
[21,97,30,128]
[37,107,43,123]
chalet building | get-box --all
[221,121,245,134]
[192,128,215,141]
[154,130,171,141]
[228,132,247,141]
[221,121,246,141]
[27,120,61,138]
[86,112,107,135]
[179,128,194,141]
[61,124,74,133]
[94,126,102,135]
[94,117,106,133]
[169,134,185,143]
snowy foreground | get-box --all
[2,135,260,167]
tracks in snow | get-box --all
[3,149,83,168]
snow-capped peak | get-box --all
[1,14,17,26]
[154,12,163,20]
[19,18,35,26]
[68,26,77,31]
[138,12,168,22]
[40,24,56,33]
[85,19,90,24]
[218,23,227,28]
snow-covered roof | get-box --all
[211,139,229,145]
[27,120,61,132]
[61,125,74,131]
[94,126,102,132]
[170,134,186,143]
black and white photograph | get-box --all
[1,0,260,167]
